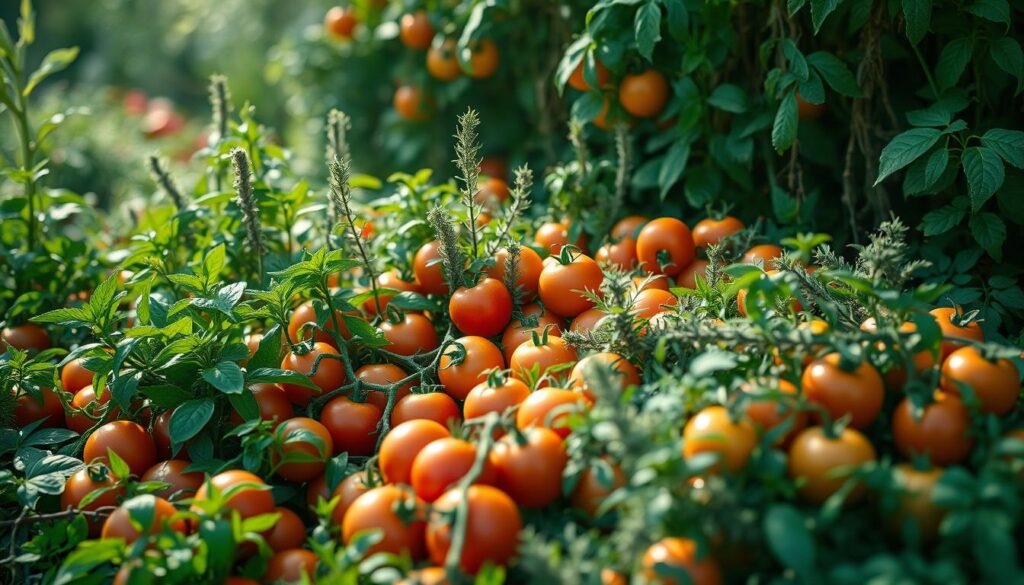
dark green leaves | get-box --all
[902,0,932,45]
[962,147,1005,210]
[635,1,662,62]
[970,212,1006,259]
[764,504,817,578]
[807,52,862,97]
[989,37,1023,93]
[664,0,688,40]
[202,361,245,394]
[935,38,973,91]
[772,91,799,152]
[965,0,1010,24]
[169,398,215,445]
[875,128,942,184]
[24,47,78,96]
[810,0,840,32]
[707,84,747,113]
[980,129,1024,169]
[658,139,691,200]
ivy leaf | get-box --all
[772,91,799,153]
[935,38,973,91]
[169,399,216,445]
[970,212,1006,259]
[707,84,747,113]
[810,0,840,32]
[202,361,245,394]
[634,1,662,62]
[989,37,1023,94]
[965,0,1010,24]
[980,128,1024,169]
[874,128,942,184]
[807,52,863,97]
[962,147,1005,211]
[658,140,692,200]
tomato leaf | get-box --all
[771,91,799,152]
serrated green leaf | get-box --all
[875,128,942,184]
[634,2,662,62]
[203,361,245,394]
[807,51,863,97]
[664,0,688,40]
[989,37,1023,93]
[923,147,949,189]
[970,212,1006,258]
[980,128,1024,169]
[935,38,973,91]
[921,204,966,236]
[772,91,799,152]
[707,84,747,113]
[902,0,931,45]
[810,0,840,32]
[658,140,691,200]
[965,0,1009,23]
[962,147,1005,211]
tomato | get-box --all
[194,470,275,519]
[859,318,934,388]
[571,460,626,517]
[84,421,156,478]
[141,460,202,501]
[438,336,505,401]
[796,92,826,120]
[329,470,371,525]
[890,464,945,542]
[427,39,461,81]
[892,392,974,465]
[464,377,531,422]
[399,11,434,49]
[63,466,124,535]
[382,313,439,356]
[642,537,723,585]
[151,410,176,460]
[742,379,806,447]
[274,418,333,482]
[801,353,884,429]
[510,335,577,387]
[534,220,587,255]
[570,308,608,333]
[682,406,757,473]
[365,271,419,315]
[741,245,783,266]
[264,549,317,584]
[538,253,603,318]
[411,437,496,502]
[2,323,51,351]
[14,387,65,428]
[602,569,628,585]
[102,495,183,543]
[474,176,509,212]
[930,307,985,361]
[676,259,709,289]
[941,346,1019,415]
[464,39,499,79]
[516,387,590,439]
[569,352,641,401]
[692,216,744,248]
[230,383,293,427]
[279,342,346,406]
[265,507,306,552]
[324,6,357,40]
[501,303,564,362]
[618,70,669,118]
[287,301,350,345]
[356,364,414,411]
[426,485,521,574]
[568,57,610,92]
[320,396,382,456]
[61,358,94,394]
[398,567,447,585]
[485,246,544,302]
[612,216,648,240]
[394,86,431,121]
[343,485,425,558]
[65,385,114,434]
[787,426,877,504]
[593,96,613,130]
[636,218,696,277]
[596,237,638,270]
[380,420,451,485]
[449,278,513,337]
[242,333,263,366]
[492,427,567,507]
[413,241,448,296]
[632,288,678,320]
[391,392,461,427]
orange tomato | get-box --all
[636,218,696,277]
[379,420,451,485]
[515,387,590,439]
[642,537,723,585]
[787,426,876,504]
[426,485,521,574]
[801,353,884,429]
[692,216,744,248]
[491,427,567,508]
[619,70,670,118]
[568,352,641,401]
[683,406,757,473]
[940,346,1019,416]
[438,336,505,401]
[399,11,434,49]
[892,392,974,466]
[342,485,425,558]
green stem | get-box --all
[910,43,940,101]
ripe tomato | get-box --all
[796,92,826,120]
[516,387,591,439]
[742,244,783,266]
[194,470,275,519]
[479,156,508,179]
[265,507,307,552]
[568,56,610,92]
[324,6,357,40]
[500,303,564,362]
[398,567,447,585]
[356,364,414,411]
[399,11,434,49]
[570,308,608,333]
[320,396,382,456]
[438,336,505,400]
[102,495,183,543]
[391,392,461,427]
[62,466,124,535]
[619,70,669,118]
[465,39,499,79]
[510,335,578,387]
[801,353,884,429]
[365,270,419,315]
[633,288,678,320]
[596,237,638,270]
[485,246,544,302]
[676,259,709,289]
[382,313,439,356]
[426,485,521,574]
[569,352,641,401]
[14,387,65,429]
[287,301,350,345]
[152,410,175,460]
[343,485,425,558]
[464,377,531,422]
[61,358,94,394]
[534,220,587,255]
[230,383,293,427]
[742,379,806,447]
[474,177,509,212]
[413,241,448,296]
[84,421,156,478]
[692,216,744,248]
[141,459,202,501]
[380,420,451,485]
[930,306,984,361]
[571,460,627,517]
[890,464,945,543]
[940,346,1019,415]
[449,277,513,337]
[636,218,696,277]
[411,437,497,502]
[394,85,431,121]
[328,470,371,525]
[427,39,461,81]
[787,426,876,504]
[66,385,117,434]
[612,216,648,240]
[243,333,263,366]
[538,253,603,318]
[683,406,757,473]
[2,323,51,351]
[274,418,333,482]
[642,537,723,585]
[279,342,346,406]
[265,549,317,584]
[892,392,974,465]
[492,427,567,507]
[858,318,934,389]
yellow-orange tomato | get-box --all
[941,346,1019,416]
[619,70,670,118]
[538,253,604,318]
[342,485,425,559]
[892,392,974,466]
[438,336,505,401]
[464,376,532,423]
[801,353,884,429]
[516,388,591,439]
[636,218,695,277]
[930,306,985,361]
[569,352,641,401]
[394,86,431,121]
[596,237,638,270]
[379,420,451,485]
[399,11,434,49]
[787,426,876,505]
[324,6,357,40]
[427,39,461,81]
[534,220,587,255]
[425,485,521,574]
[692,216,744,248]
[676,259,709,289]
[500,303,563,363]
[742,245,783,266]
[683,406,757,473]
[570,308,608,333]
[632,288,678,320]
[568,56,610,92]
[510,335,578,387]
[491,427,567,508]
[642,537,723,585]
[464,39,499,79]
[742,379,806,447]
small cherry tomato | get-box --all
[636,218,696,277]
[449,278,513,337]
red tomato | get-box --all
[742,245,784,266]
[642,537,723,585]
[571,460,627,517]
[940,346,1019,416]
[741,379,806,447]
[801,353,885,429]
[141,460,203,501]
[379,420,451,485]
[485,246,544,302]
[568,352,641,401]
[193,470,275,519]
[619,70,669,118]
[515,388,590,439]
[14,387,66,429]
[464,39,499,79]
[66,385,116,434]
[692,216,744,248]
[676,259,710,289]
[84,421,157,478]
[410,437,496,502]
[265,507,307,553]
[413,241,448,296]
[342,485,425,558]
[394,85,432,122]
[230,383,293,427]
[328,471,371,525]
[611,216,648,240]
[274,417,333,482]
[364,271,418,315]
[382,313,439,356]
[399,11,434,49]
[279,342,346,406]
[62,466,124,536]
[287,301,350,345]
[632,288,678,320]
[449,278,513,338]
[320,396,382,456]
[534,220,587,255]
[596,237,638,270]
[491,427,567,507]
[101,495,184,544]
[500,303,564,363]
[538,253,604,318]
[325,6,357,39]
[787,426,877,504]
[892,392,975,465]
[636,218,695,277]
[2,323,51,351]
[570,308,608,333]
[264,549,317,584]
[356,364,414,412]
[464,377,531,422]
[509,335,578,387]
[568,56,610,92]
[426,485,521,574]
[391,392,461,427]
[438,336,505,400]
[61,358,95,394]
